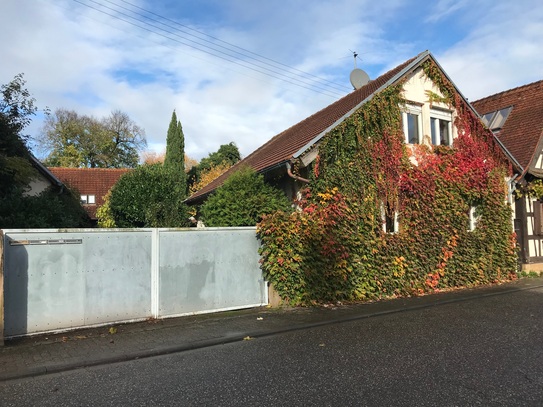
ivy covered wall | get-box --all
[258,60,518,305]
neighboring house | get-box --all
[26,154,65,196]
[49,168,131,223]
[187,50,515,207]
[472,80,543,271]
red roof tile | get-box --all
[49,167,132,219]
[187,52,425,203]
[472,80,543,173]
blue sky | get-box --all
[1,0,542,161]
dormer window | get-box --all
[481,106,512,132]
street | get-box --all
[2,285,543,406]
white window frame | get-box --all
[468,206,480,231]
[430,109,453,146]
[402,105,422,145]
[80,194,96,205]
[381,203,399,234]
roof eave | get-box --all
[30,155,64,188]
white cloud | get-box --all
[436,1,543,101]
[425,0,469,23]
[2,0,541,163]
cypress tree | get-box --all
[164,110,186,198]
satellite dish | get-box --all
[350,68,370,90]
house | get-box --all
[49,167,131,223]
[187,50,515,207]
[472,80,543,271]
[187,50,518,303]
[26,154,65,196]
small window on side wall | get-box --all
[468,206,481,231]
[381,203,399,234]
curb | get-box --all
[2,280,542,382]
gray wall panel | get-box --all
[159,229,264,316]
[2,228,265,337]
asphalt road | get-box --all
[2,286,543,406]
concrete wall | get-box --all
[2,228,266,338]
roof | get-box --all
[49,167,131,219]
[29,155,64,188]
[471,80,543,174]
[187,51,429,204]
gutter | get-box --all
[286,161,309,183]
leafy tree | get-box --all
[109,164,188,228]
[0,74,37,195]
[164,110,186,197]
[0,74,90,228]
[189,161,231,195]
[0,73,38,141]
[39,108,146,168]
[201,166,292,227]
[96,190,116,228]
[199,142,240,172]
[187,142,241,193]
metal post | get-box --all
[151,228,160,319]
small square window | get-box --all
[80,195,96,205]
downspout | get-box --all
[286,161,310,183]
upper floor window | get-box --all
[81,194,96,204]
[430,109,453,146]
[402,105,422,145]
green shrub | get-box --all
[109,163,188,228]
[201,166,292,227]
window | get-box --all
[381,203,399,233]
[481,106,512,131]
[468,206,480,231]
[402,105,422,144]
[430,110,453,146]
[80,195,96,204]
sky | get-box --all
[2,0,542,162]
